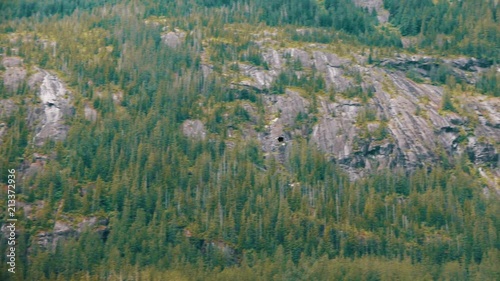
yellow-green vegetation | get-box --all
[0,0,499,280]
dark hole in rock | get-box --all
[277,136,284,142]
[47,102,55,107]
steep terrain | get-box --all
[0,0,499,279]
[190,28,500,188]
[1,23,499,260]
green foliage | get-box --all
[0,0,120,20]
[406,68,424,83]
[430,64,454,85]
[441,90,456,112]
[476,68,500,97]
[268,70,325,96]
[384,0,500,60]
[0,1,499,280]
[341,85,374,103]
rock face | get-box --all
[22,153,49,179]
[236,63,277,90]
[0,99,19,145]
[182,119,207,140]
[0,65,74,147]
[0,123,6,145]
[308,68,500,177]
[1,205,109,251]
[379,54,490,84]
[34,218,109,250]
[2,56,27,92]
[84,103,98,122]
[259,89,309,159]
[162,30,186,48]
[0,99,18,118]
[213,40,500,183]
[28,70,74,146]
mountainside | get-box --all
[195,29,500,181]
[1,1,500,280]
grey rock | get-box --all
[28,71,45,90]
[2,56,23,67]
[467,138,498,166]
[77,217,98,232]
[238,63,276,90]
[324,66,351,91]
[28,70,74,146]
[84,103,97,122]
[23,159,46,179]
[3,66,27,92]
[285,48,311,68]
[259,89,309,161]
[217,43,500,179]
[381,54,488,84]
[262,48,282,70]
[112,91,123,105]
[311,98,362,165]
[162,31,186,48]
[0,99,18,146]
[203,240,238,263]
[33,217,109,251]
[0,99,18,118]
[53,221,73,236]
[0,123,6,145]
[201,64,214,78]
[2,57,26,92]
[312,51,345,71]
[182,119,207,140]
[310,67,499,177]
[275,89,309,127]
[35,221,76,250]
[19,152,50,178]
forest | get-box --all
[0,0,499,280]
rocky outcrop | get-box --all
[84,103,98,122]
[34,217,109,251]
[285,48,312,68]
[0,123,6,145]
[182,119,207,140]
[0,99,18,118]
[162,30,186,48]
[216,42,500,180]
[467,140,498,166]
[259,89,309,159]
[236,63,277,90]
[233,49,352,91]
[28,69,74,146]
[112,91,123,105]
[182,228,240,265]
[262,48,283,70]
[379,54,490,84]
[28,71,45,90]
[1,66,74,147]
[1,200,110,251]
[0,99,18,145]
[309,67,499,177]
[2,56,27,92]
[22,153,49,179]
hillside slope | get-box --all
[0,1,499,280]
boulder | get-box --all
[162,30,186,48]
[182,119,207,140]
